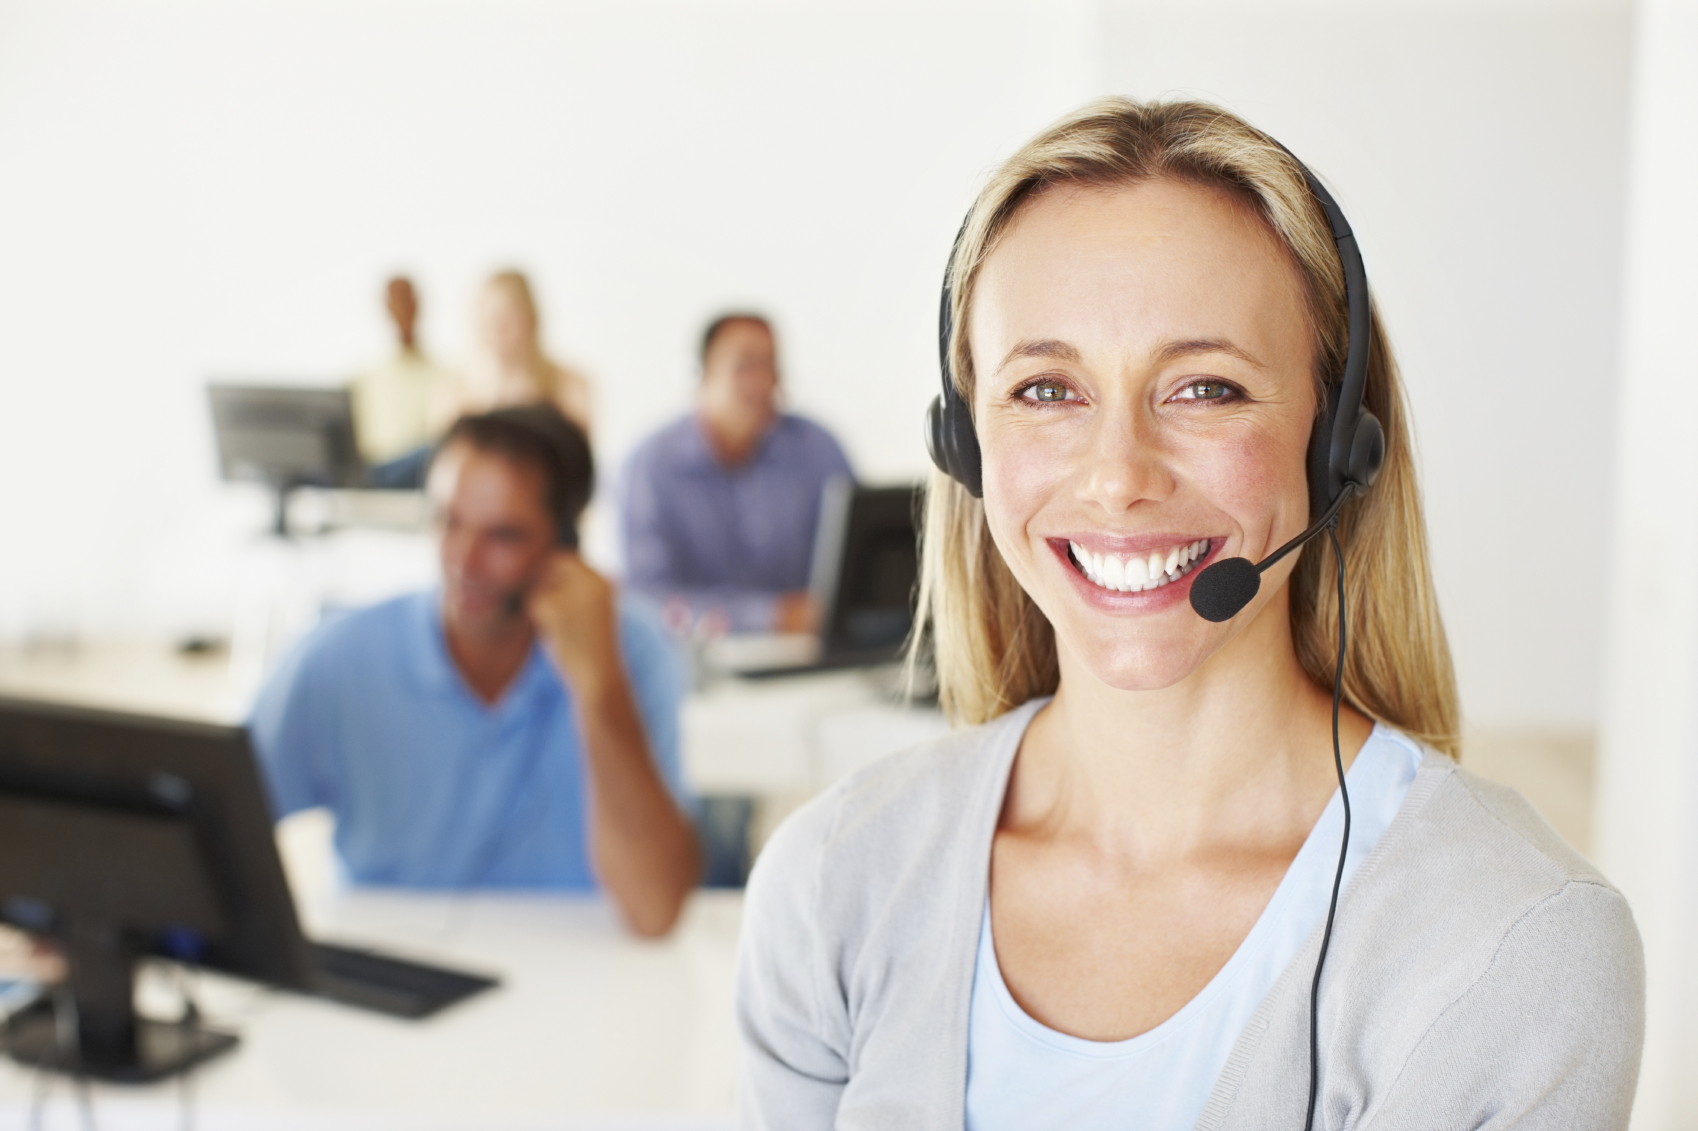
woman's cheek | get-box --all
[980,421,1072,577]
[1190,424,1308,557]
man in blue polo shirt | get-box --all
[251,407,699,937]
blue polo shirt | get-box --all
[249,591,688,889]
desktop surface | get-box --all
[0,887,742,1130]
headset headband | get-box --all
[925,146,1383,515]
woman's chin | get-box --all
[1058,627,1218,694]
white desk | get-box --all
[0,888,743,1130]
[0,644,946,1127]
[681,667,946,796]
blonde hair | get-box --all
[485,269,536,312]
[911,98,1459,757]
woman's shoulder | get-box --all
[1210,732,1644,1129]
[1341,730,1642,1035]
[1386,734,1615,898]
[745,700,1038,931]
[541,360,592,429]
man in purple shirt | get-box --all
[618,314,853,634]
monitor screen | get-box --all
[809,480,922,662]
[207,383,364,490]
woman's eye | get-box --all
[1174,380,1235,402]
[1021,381,1072,403]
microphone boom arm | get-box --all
[1188,484,1358,623]
[1252,483,1356,578]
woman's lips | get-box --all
[1066,537,1212,593]
[1040,535,1226,612]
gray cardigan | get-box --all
[735,699,1645,1129]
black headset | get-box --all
[923,149,1386,1131]
[924,157,1384,537]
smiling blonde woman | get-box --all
[735,100,1643,1130]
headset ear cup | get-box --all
[1348,410,1385,491]
[950,405,983,498]
[925,395,950,476]
[1306,383,1343,518]
[925,392,984,499]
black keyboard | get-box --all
[309,942,499,1019]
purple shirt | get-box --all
[618,413,853,632]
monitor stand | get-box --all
[2,927,237,1083]
[267,479,296,539]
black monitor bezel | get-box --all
[0,695,317,992]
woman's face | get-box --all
[970,178,1318,691]
[478,285,536,367]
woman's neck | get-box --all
[1009,591,1371,865]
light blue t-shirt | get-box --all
[249,591,688,889]
[965,724,1421,1131]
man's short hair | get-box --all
[699,312,772,366]
[439,406,594,535]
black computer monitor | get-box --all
[207,383,366,536]
[0,697,495,1083]
[808,479,922,665]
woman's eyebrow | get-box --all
[996,338,1082,373]
[1155,337,1267,369]
[995,336,1267,374]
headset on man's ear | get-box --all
[924,154,1385,548]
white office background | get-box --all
[0,0,1630,735]
[10,0,1698,1124]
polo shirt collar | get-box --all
[406,590,557,714]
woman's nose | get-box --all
[1077,406,1175,513]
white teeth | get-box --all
[1101,554,1125,590]
[1067,539,1210,594]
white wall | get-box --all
[0,0,1633,733]
[0,0,1097,643]
[1098,0,1633,730]
[1595,0,1698,1125]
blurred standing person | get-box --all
[461,269,593,433]
[619,314,852,634]
[351,275,457,465]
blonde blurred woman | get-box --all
[735,100,1643,1129]
[462,270,593,432]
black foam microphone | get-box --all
[1188,486,1355,623]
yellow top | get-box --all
[350,348,457,463]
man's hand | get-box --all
[527,551,621,696]
[524,551,700,937]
